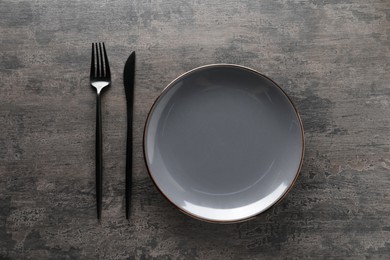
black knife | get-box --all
[123,51,136,219]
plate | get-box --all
[143,64,304,223]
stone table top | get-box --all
[1,0,389,259]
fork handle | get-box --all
[96,93,103,219]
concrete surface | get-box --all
[0,0,389,259]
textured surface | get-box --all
[0,0,389,259]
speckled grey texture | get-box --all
[0,0,389,259]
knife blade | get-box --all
[123,51,136,219]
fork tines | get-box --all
[90,42,111,79]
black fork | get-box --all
[90,42,111,219]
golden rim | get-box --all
[142,64,305,224]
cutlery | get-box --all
[90,42,111,219]
[123,51,136,219]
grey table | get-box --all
[1,0,389,259]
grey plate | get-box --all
[144,64,304,223]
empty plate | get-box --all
[143,64,304,223]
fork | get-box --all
[90,42,111,219]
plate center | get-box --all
[158,85,278,196]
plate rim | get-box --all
[142,63,305,223]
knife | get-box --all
[123,51,136,219]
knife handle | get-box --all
[125,115,132,219]
[96,93,103,219]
